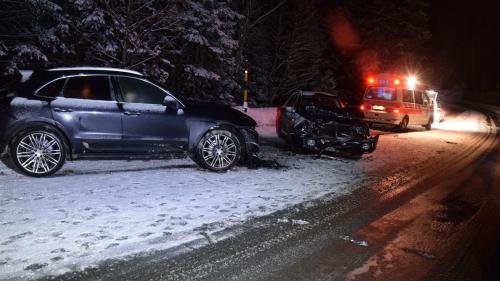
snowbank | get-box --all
[234,106,279,138]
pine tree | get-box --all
[239,0,339,105]
[171,0,244,102]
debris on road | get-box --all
[291,219,310,225]
[246,158,287,170]
[339,235,369,247]
[276,218,310,225]
[401,247,436,259]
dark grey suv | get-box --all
[0,67,258,176]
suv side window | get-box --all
[37,79,65,98]
[117,76,166,104]
[64,76,111,101]
[402,90,414,103]
[414,91,424,104]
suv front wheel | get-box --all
[8,127,66,177]
[194,130,241,172]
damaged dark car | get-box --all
[278,91,379,156]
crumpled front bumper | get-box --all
[360,134,379,153]
[240,128,260,155]
[298,134,379,154]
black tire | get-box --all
[194,129,242,172]
[424,116,433,130]
[397,116,409,132]
[9,126,66,177]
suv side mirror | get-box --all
[163,95,178,110]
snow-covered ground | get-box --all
[0,107,494,280]
[0,147,369,280]
[433,109,492,132]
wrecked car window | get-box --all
[298,96,343,115]
[364,87,397,101]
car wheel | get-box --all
[10,127,66,177]
[397,116,409,132]
[195,130,241,172]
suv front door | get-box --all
[114,76,188,155]
[50,75,123,153]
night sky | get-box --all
[430,0,500,91]
[318,0,500,95]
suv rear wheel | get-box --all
[8,127,66,177]
[194,130,241,172]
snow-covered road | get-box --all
[0,107,494,280]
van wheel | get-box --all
[9,127,66,177]
[194,130,241,172]
[424,117,433,130]
[397,116,409,132]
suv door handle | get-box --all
[124,111,141,116]
[53,108,73,112]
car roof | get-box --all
[47,67,144,77]
[13,67,145,97]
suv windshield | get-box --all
[364,87,397,101]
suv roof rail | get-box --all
[48,67,144,76]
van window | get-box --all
[64,76,111,101]
[364,87,396,101]
[414,91,424,104]
[422,93,430,105]
[402,90,414,103]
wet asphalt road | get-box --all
[40,106,500,281]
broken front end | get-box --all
[288,108,379,156]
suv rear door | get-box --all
[49,75,123,153]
